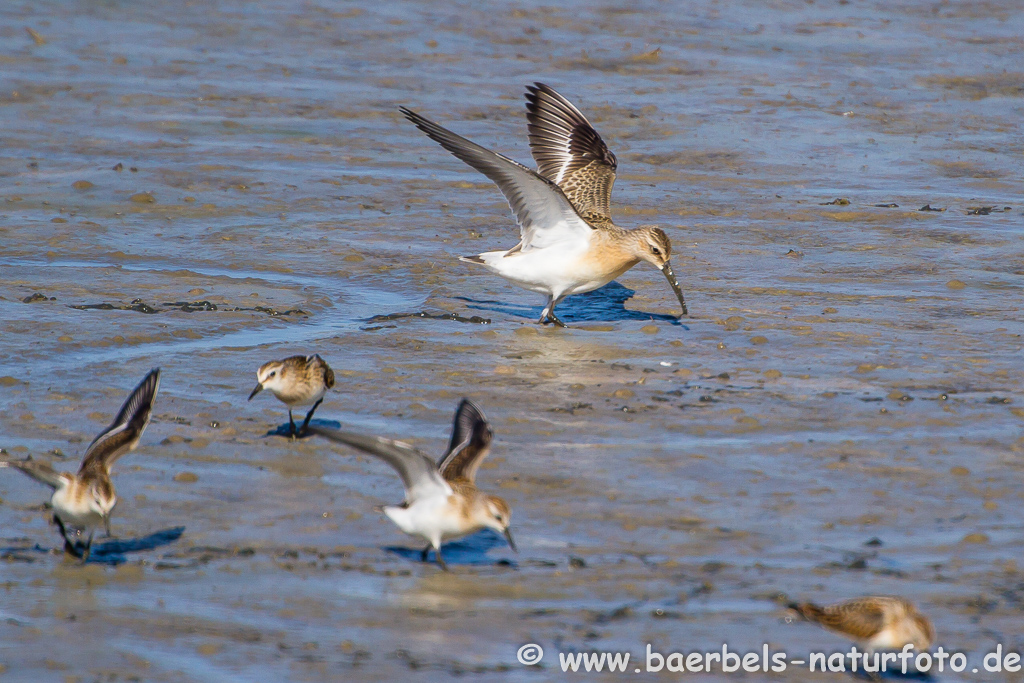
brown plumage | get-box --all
[438,398,494,483]
[525,82,618,224]
[248,354,334,436]
[789,596,935,651]
[438,400,512,531]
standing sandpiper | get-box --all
[248,354,335,437]
[401,82,689,327]
[308,399,515,569]
[0,368,161,559]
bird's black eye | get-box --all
[652,247,661,255]
[494,513,503,521]
[268,371,276,378]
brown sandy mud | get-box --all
[1,0,1022,680]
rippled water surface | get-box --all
[1,1,1022,681]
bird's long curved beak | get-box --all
[248,383,263,401]
[103,515,112,537]
[660,261,688,317]
[504,527,518,553]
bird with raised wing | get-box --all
[248,354,335,437]
[789,596,935,653]
[0,368,161,559]
[308,399,515,569]
[401,82,689,327]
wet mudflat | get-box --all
[1,0,1023,681]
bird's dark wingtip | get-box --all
[525,82,553,102]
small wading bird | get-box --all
[788,596,935,660]
[248,354,335,437]
[308,399,515,569]
[0,368,161,559]
[401,82,689,327]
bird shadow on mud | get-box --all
[0,542,52,563]
[263,418,342,439]
[384,529,516,568]
[0,527,186,565]
[87,526,186,565]
[844,667,935,681]
[455,281,684,326]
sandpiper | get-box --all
[400,82,689,327]
[308,399,515,569]
[789,596,935,653]
[0,368,160,559]
[248,354,335,437]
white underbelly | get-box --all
[276,386,326,408]
[864,627,905,651]
[477,243,599,297]
[384,497,475,544]
[51,490,103,530]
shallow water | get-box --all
[1,0,1023,681]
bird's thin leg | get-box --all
[54,518,76,548]
[288,410,297,438]
[420,545,432,563]
[54,515,79,555]
[299,398,324,435]
[54,515,71,544]
[80,532,94,562]
[538,296,553,325]
[538,296,567,328]
[434,545,448,571]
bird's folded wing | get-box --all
[437,399,493,484]
[320,359,336,390]
[400,107,594,251]
[525,83,617,224]
[308,426,452,502]
[79,367,161,478]
[821,601,886,639]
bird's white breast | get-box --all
[475,238,596,298]
[51,487,104,530]
[383,495,476,544]
[271,384,326,408]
